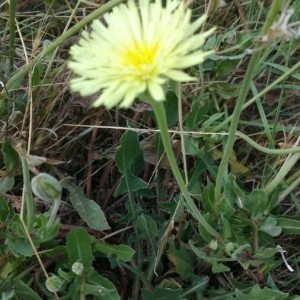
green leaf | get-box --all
[32,63,45,87]
[244,189,268,218]
[220,213,232,239]
[12,279,43,300]
[141,287,182,300]
[115,130,144,174]
[185,93,210,130]
[114,172,147,197]
[164,90,178,127]
[6,237,33,257]
[136,214,158,245]
[211,261,230,273]
[83,269,120,300]
[0,177,15,193]
[114,131,147,197]
[235,284,289,299]
[66,227,94,267]
[225,175,246,209]
[93,240,135,262]
[0,197,10,222]
[167,241,194,277]
[202,112,225,129]
[265,62,300,80]
[276,216,300,235]
[259,216,282,237]
[62,181,110,231]
[1,139,19,174]
[201,182,216,215]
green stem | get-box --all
[46,199,61,228]
[236,131,300,155]
[214,0,284,200]
[5,0,125,91]
[263,153,300,195]
[151,101,221,240]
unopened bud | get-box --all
[72,262,84,276]
[45,275,63,292]
[31,173,62,202]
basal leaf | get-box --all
[0,177,15,193]
[1,139,19,174]
[83,269,120,300]
[167,241,195,277]
[236,284,289,299]
[66,227,94,267]
[115,130,144,174]
[114,172,147,197]
[62,181,110,231]
[141,287,182,300]
[136,214,158,244]
[276,216,300,235]
[13,279,43,300]
[93,240,135,262]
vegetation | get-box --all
[0,0,300,299]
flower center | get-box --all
[122,43,159,79]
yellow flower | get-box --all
[68,0,215,108]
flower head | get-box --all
[68,0,215,108]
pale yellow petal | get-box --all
[68,0,215,108]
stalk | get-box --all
[151,101,221,239]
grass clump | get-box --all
[0,0,300,299]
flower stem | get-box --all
[151,101,221,240]
[46,199,61,228]
[214,0,284,200]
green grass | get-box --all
[0,0,300,299]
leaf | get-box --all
[12,279,43,300]
[213,149,249,177]
[83,269,120,300]
[136,214,158,244]
[6,237,33,257]
[265,62,300,80]
[220,213,232,239]
[115,130,144,175]
[259,216,282,237]
[114,131,147,197]
[185,93,210,130]
[167,241,194,277]
[141,287,182,300]
[164,90,179,127]
[93,240,135,262]
[211,262,230,273]
[1,139,19,174]
[66,227,94,267]
[201,182,216,214]
[276,216,300,235]
[244,189,268,218]
[0,196,10,222]
[0,177,15,193]
[235,284,289,299]
[114,172,147,197]
[62,181,110,231]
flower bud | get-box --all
[72,261,84,276]
[31,173,62,202]
[45,275,63,292]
